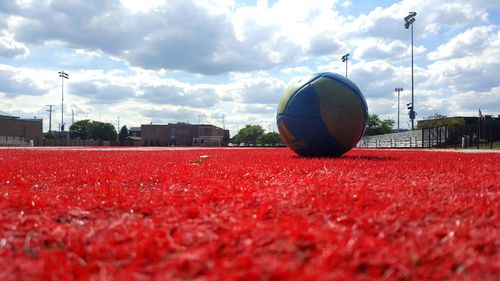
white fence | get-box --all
[357,130,423,148]
[0,136,32,147]
[192,136,223,147]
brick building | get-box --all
[141,123,229,146]
[0,110,43,143]
[128,127,141,137]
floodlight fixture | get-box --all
[404,17,415,29]
[341,53,349,77]
[404,12,417,23]
[58,70,69,132]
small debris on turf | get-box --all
[190,154,210,166]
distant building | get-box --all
[127,136,142,145]
[0,110,43,142]
[417,115,499,129]
[128,127,141,137]
[141,123,229,146]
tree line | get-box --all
[231,125,281,146]
[51,114,399,144]
[233,114,397,146]
[69,120,118,140]
[44,119,131,143]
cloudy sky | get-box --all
[1,0,499,135]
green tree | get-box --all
[365,114,395,136]
[43,131,57,139]
[69,120,117,141]
[69,119,92,139]
[259,132,282,146]
[233,125,265,145]
[119,125,129,145]
[90,122,117,141]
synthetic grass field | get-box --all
[0,147,499,280]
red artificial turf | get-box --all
[0,148,499,280]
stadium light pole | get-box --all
[395,88,403,132]
[404,12,416,130]
[58,70,69,133]
[341,53,349,78]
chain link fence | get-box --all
[358,119,500,149]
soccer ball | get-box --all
[276,72,368,157]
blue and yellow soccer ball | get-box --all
[276,72,368,157]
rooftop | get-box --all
[0,110,19,119]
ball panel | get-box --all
[321,72,368,110]
[277,116,346,157]
[312,77,367,150]
[277,119,308,153]
[283,84,321,119]
[277,73,321,115]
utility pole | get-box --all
[117,116,120,130]
[395,88,403,132]
[72,109,74,126]
[222,115,225,130]
[58,70,69,132]
[45,104,55,133]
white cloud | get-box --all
[140,105,205,124]
[0,32,28,58]
[425,27,500,93]
[235,103,276,114]
[120,0,164,13]
[341,0,489,41]
[3,0,349,74]
[341,1,351,8]
[428,26,497,60]
[140,84,219,108]
[452,88,500,113]
[229,75,286,104]
[349,60,407,98]
[280,66,313,75]
[354,38,423,61]
[0,65,47,97]
[70,82,135,105]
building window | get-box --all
[200,126,211,136]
